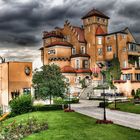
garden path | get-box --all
[72,100,140,130]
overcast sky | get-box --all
[0,0,140,68]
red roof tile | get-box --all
[43,31,64,39]
[61,66,91,73]
[82,9,110,19]
[46,41,73,48]
[114,80,126,83]
[96,26,105,35]
[61,66,76,73]
[73,26,86,43]
[75,68,92,73]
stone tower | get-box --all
[81,9,110,68]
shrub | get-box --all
[53,97,79,104]
[0,107,2,116]
[99,102,109,108]
[134,89,140,99]
[131,89,135,97]
[9,95,33,117]
[53,97,64,104]
[33,104,67,111]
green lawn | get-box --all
[2,111,140,140]
[108,102,140,114]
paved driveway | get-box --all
[72,100,140,130]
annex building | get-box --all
[40,9,140,96]
[0,62,32,109]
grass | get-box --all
[2,111,140,140]
[108,102,140,114]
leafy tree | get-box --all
[32,64,68,104]
[79,78,87,88]
[109,57,122,80]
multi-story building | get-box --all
[0,62,32,109]
[40,9,140,96]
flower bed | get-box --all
[96,119,113,124]
[0,117,48,140]
[64,108,75,112]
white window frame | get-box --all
[98,37,102,45]
[107,46,112,52]
[81,46,85,54]
[123,60,127,68]
[72,48,76,55]
[98,48,102,55]
[75,59,80,69]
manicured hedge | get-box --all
[33,104,68,111]
[53,97,79,104]
[99,102,109,108]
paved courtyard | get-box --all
[72,100,140,130]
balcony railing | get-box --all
[128,43,140,56]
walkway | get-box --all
[72,100,140,130]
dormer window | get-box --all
[72,48,76,55]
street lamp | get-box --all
[67,87,71,110]
[96,62,106,121]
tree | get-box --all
[32,64,68,104]
[109,57,122,80]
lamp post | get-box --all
[102,71,106,121]
[97,62,107,121]
[68,87,71,110]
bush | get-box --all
[131,89,135,97]
[33,104,68,111]
[99,102,109,108]
[53,97,64,104]
[9,95,33,117]
[0,107,2,116]
[53,97,79,104]
[134,89,140,99]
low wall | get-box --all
[114,80,140,97]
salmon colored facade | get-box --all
[0,62,32,106]
[40,9,140,95]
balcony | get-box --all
[128,42,140,56]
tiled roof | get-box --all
[61,66,92,73]
[43,31,64,39]
[114,80,126,83]
[96,26,105,35]
[61,66,76,73]
[82,9,110,19]
[75,68,92,73]
[46,41,73,48]
[71,54,90,58]
[73,26,86,43]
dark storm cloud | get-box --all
[0,0,140,64]
[118,2,140,19]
